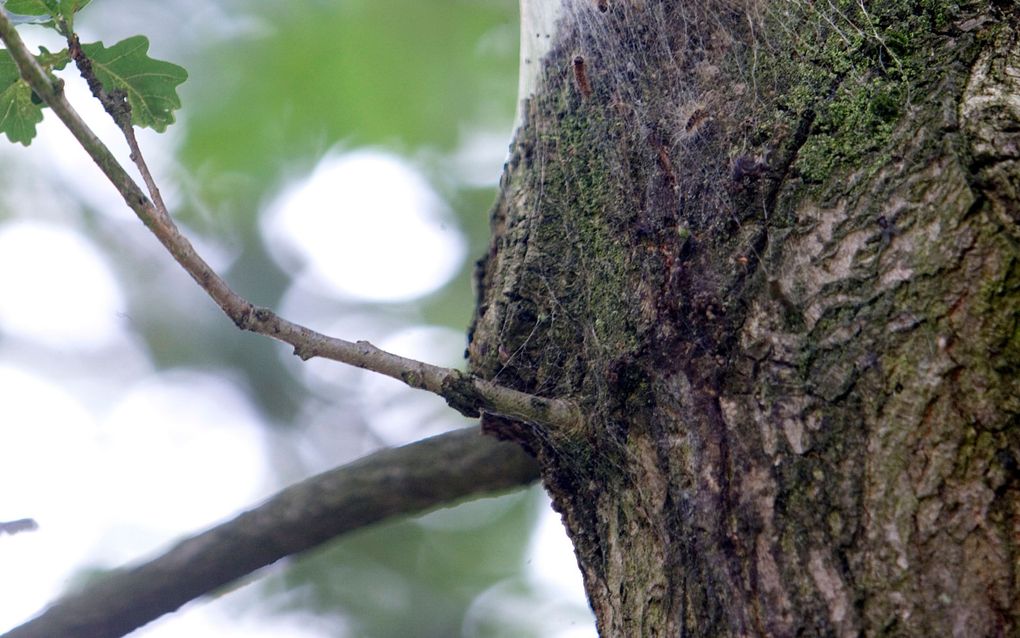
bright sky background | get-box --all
[0,43,592,637]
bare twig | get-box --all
[0,10,582,433]
[64,29,170,215]
[1,427,541,638]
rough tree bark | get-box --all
[469,1,1019,636]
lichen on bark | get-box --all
[470,1,1019,635]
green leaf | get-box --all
[57,0,90,29]
[58,0,90,17]
[3,0,90,29]
[2,0,56,16]
[2,0,57,29]
[0,56,43,144]
[36,46,71,71]
[80,36,187,132]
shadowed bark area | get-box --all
[469,1,1019,635]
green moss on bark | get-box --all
[744,0,968,185]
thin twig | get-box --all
[1,427,541,638]
[0,10,582,434]
[64,29,170,214]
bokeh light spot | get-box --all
[264,150,466,302]
[0,220,125,348]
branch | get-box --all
[0,519,38,535]
[63,29,171,217]
[1,427,540,638]
[0,10,582,434]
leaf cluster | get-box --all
[0,0,185,143]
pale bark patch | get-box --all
[808,549,855,636]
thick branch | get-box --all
[2,427,540,638]
[0,11,581,434]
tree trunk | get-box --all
[468,1,1019,635]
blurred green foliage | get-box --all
[179,0,518,221]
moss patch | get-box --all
[750,0,966,185]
